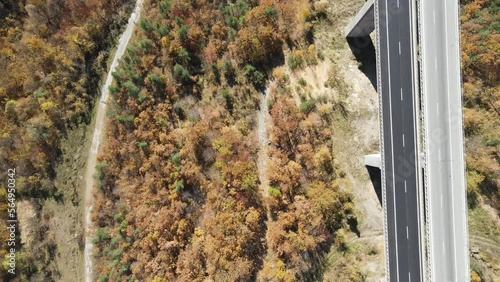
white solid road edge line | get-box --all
[383,0,400,280]
[409,0,426,278]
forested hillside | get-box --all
[0,0,497,280]
[0,0,133,280]
[461,0,500,280]
[91,0,356,280]
[461,0,499,212]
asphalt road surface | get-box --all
[420,0,470,280]
[376,0,423,280]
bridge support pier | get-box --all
[364,154,381,168]
[345,0,375,37]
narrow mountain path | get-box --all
[83,1,143,281]
[256,86,277,268]
[257,87,271,200]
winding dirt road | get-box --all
[83,1,143,281]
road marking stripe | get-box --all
[400,88,403,101]
[408,1,425,277]
[443,3,460,278]
[383,1,400,279]
[406,226,409,239]
[402,134,405,147]
[399,42,401,55]
[405,180,407,193]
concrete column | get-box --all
[345,0,375,37]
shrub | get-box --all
[268,186,282,198]
[221,89,231,100]
[147,73,165,92]
[177,47,190,63]
[267,97,275,109]
[226,15,239,28]
[227,27,237,39]
[138,92,148,103]
[288,53,303,69]
[40,101,56,111]
[116,115,134,124]
[299,99,316,113]
[123,81,140,97]
[485,137,500,147]
[4,100,17,119]
[111,71,125,83]
[119,220,128,229]
[113,213,124,222]
[157,24,169,37]
[174,180,184,192]
[222,59,233,73]
[467,170,484,208]
[244,64,265,86]
[93,228,110,244]
[171,152,181,164]
[138,141,148,149]
[265,6,277,17]
[140,19,154,33]
[173,102,185,119]
[33,88,48,98]
[298,77,307,87]
[158,0,172,17]
[109,248,123,260]
[316,48,325,60]
[99,273,110,282]
[108,84,118,95]
[173,64,191,83]
[96,162,107,180]
[241,171,258,190]
[178,25,189,40]
[110,234,122,247]
[139,39,153,51]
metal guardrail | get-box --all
[373,0,391,280]
[413,0,432,280]
[415,0,432,280]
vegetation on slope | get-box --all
[1,0,494,280]
[461,1,500,280]
[0,0,134,280]
[92,0,356,281]
[461,0,499,212]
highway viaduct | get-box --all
[346,0,470,281]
